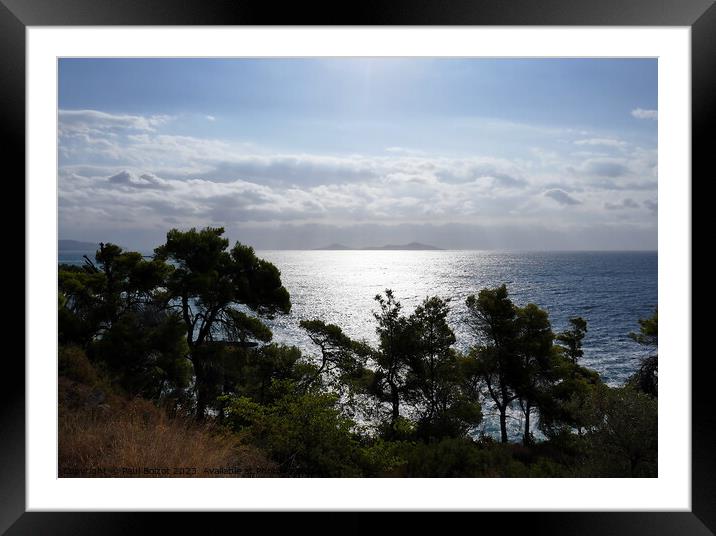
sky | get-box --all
[58,58,658,250]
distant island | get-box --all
[59,239,100,251]
[315,242,442,251]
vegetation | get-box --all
[58,227,658,477]
[626,309,658,397]
[58,351,275,477]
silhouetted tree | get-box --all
[300,320,370,388]
[539,360,603,439]
[555,317,588,365]
[514,303,558,445]
[89,308,191,400]
[154,227,291,419]
[405,296,482,439]
[59,243,172,346]
[465,285,520,443]
[59,243,190,400]
[370,290,413,437]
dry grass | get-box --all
[58,378,278,477]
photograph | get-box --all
[4,0,709,528]
[56,57,659,479]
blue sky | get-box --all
[58,58,658,250]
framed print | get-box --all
[4,0,713,533]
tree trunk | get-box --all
[194,358,208,421]
[195,389,207,422]
[499,407,508,443]
[523,403,531,445]
[391,387,400,428]
[498,378,510,443]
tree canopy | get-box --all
[153,227,291,418]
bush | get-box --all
[225,384,368,477]
[580,386,658,477]
[397,437,489,477]
[88,311,191,400]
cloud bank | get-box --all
[59,109,658,250]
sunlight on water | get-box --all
[59,249,657,387]
[257,250,657,387]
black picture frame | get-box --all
[4,0,712,533]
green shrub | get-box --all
[225,383,368,477]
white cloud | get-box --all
[580,158,630,178]
[107,170,170,190]
[574,138,627,148]
[58,109,659,247]
[543,189,581,206]
[631,108,658,120]
[604,198,640,210]
[643,199,658,213]
[59,109,173,134]
[384,147,424,155]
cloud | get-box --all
[589,178,657,191]
[108,170,170,190]
[574,138,627,148]
[604,198,639,210]
[565,148,657,191]
[543,189,581,206]
[492,174,528,188]
[190,154,381,186]
[631,108,658,120]
[643,199,658,213]
[58,109,659,249]
[206,115,216,121]
[384,147,424,156]
[433,158,527,189]
[59,109,173,134]
[581,158,630,178]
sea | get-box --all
[60,249,657,387]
